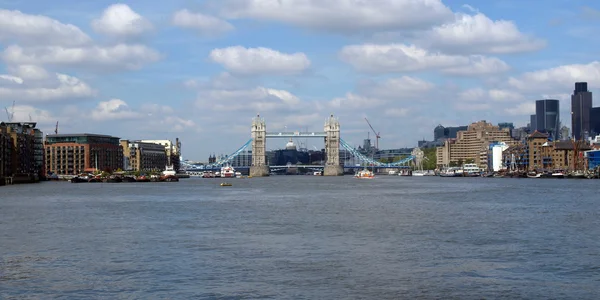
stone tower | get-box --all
[250,114,269,177]
[324,114,343,176]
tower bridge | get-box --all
[182,114,416,176]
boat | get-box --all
[462,163,481,177]
[160,165,179,182]
[527,172,542,178]
[440,167,461,177]
[551,170,565,178]
[388,170,397,175]
[220,164,235,178]
[412,170,425,176]
[354,168,375,179]
[313,171,322,176]
[220,182,232,186]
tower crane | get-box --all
[364,117,380,150]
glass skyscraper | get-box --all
[571,82,593,140]
[535,99,560,139]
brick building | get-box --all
[45,133,123,175]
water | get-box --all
[1,176,599,299]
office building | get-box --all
[571,82,593,140]
[535,99,560,139]
[591,107,600,137]
[45,133,123,175]
[139,139,181,172]
[121,140,168,172]
[529,114,537,131]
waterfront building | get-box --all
[436,121,517,169]
[585,150,600,170]
[0,122,39,179]
[45,133,123,175]
[571,82,592,140]
[139,139,181,172]
[503,131,592,171]
[231,150,252,167]
[120,140,168,172]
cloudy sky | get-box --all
[1,0,599,160]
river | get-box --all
[1,176,599,299]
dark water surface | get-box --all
[1,176,599,299]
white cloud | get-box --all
[385,108,410,117]
[219,0,454,33]
[156,116,197,132]
[197,86,302,112]
[0,74,23,85]
[329,93,384,110]
[10,105,55,123]
[0,72,95,103]
[0,9,91,46]
[442,56,510,76]
[92,4,153,37]
[2,44,161,71]
[357,76,435,99]
[210,46,310,75]
[7,65,49,80]
[459,88,524,103]
[91,99,143,121]
[420,13,545,54]
[505,102,535,116]
[172,9,234,36]
[339,43,509,75]
[508,61,600,92]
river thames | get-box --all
[1,176,599,299]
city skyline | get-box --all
[1,1,600,160]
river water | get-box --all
[1,176,599,299]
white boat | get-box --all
[551,171,565,178]
[388,170,397,175]
[462,163,481,177]
[412,170,425,176]
[220,165,235,178]
[355,168,374,179]
[162,165,176,176]
[313,171,322,176]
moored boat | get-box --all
[220,165,235,178]
[354,168,374,179]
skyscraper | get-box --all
[571,82,593,140]
[530,114,537,131]
[535,99,560,139]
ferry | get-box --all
[220,165,235,178]
[354,168,375,179]
[462,163,481,177]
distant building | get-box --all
[560,126,570,140]
[511,126,530,141]
[535,99,560,139]
[436,120,517,169]
[530,114,537,131]
[433,124,468,141]
[571,82,592,140]
[591,107,600,137]
[45,133,123,175]
[120,140,167,172]
[488,142,510,171]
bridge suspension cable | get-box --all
[339,139,414,167]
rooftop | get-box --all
[46,133,119,139]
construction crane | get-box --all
[55,121,59,134]
[364,117,380,150]
[4,100,15,122]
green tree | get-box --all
[423,148,437,170]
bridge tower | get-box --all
[324,114,343,176]
[250,114,269,177]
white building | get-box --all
[489,142,509,172]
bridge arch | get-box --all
[250,114,343,176]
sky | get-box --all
[1,0,600,161]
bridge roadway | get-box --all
[185,164,410,174]
[265,131,326,138]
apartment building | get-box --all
[436,121,517,169]
[121,140,167,172]
[45,133,123,175]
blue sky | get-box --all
[1,0,600,161]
